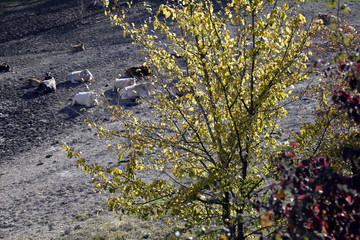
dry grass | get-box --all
[55,214,183,240]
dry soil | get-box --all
[0,0,359,239]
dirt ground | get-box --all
[0,0,359,239]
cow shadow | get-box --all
[68,49,86,55]
[21,92,40,100]
[56,81,87,89]
[107,95,141,108]
[103,88,141,107]
[21,90,55,100]
[58,105,88,120]
[102,89,115,98]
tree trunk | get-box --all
[222,192,245,240]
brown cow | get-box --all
[124,65,151,77]
[27,78,42,86]
[71,43,85,51]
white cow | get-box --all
[66,69,93,83]
[119,82,155,100]
[71,91,99,107]
[113,77,136,92]
[35,77,56,94]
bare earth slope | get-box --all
[0,1,152,239]
[0,0,359,239]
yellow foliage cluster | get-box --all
[65,0,320,238]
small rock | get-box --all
[74,224,82,230]
[62,229,71,236]
[142,233,151,239]
[39,119,49,124]
[48,223,55,231]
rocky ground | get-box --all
[0,0,359,239]
[0,1,153,239]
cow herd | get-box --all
[2,59,191,111]
[20,64,154,108]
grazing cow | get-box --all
[72,43,85,51]
[66,69,93,83]
[35,77,56,94]
[27,78,42,86]
[0,63,11,72]
[71,91,99,107]
[113,77,136,92]
[119,82,155,100]
[124,65,151,77]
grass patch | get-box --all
[73,212,94,222]
[14,213,185,240]
[56,213,187,240]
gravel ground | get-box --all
[0,0,359,239]
[0,1,152,238]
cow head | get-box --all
[89,92,99,106]
[81,69,93,81]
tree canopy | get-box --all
[64,0,319,239]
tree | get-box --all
[290,0,359,172]
[264,1,360,238]
[63,0,317,238]
[267,153,360,240]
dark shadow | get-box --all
[122,100,141,108]
[58,105,86,120]
[20,85,35,90]
[68,50,85,55]
[106,93,141,108]
[103,89,115,98]
[56,81,86,89]
[21,91,43,100]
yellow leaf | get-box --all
[281,3,289,10]
[62,144,69,151]
[163,8,171,18]
[297,14,306,24]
